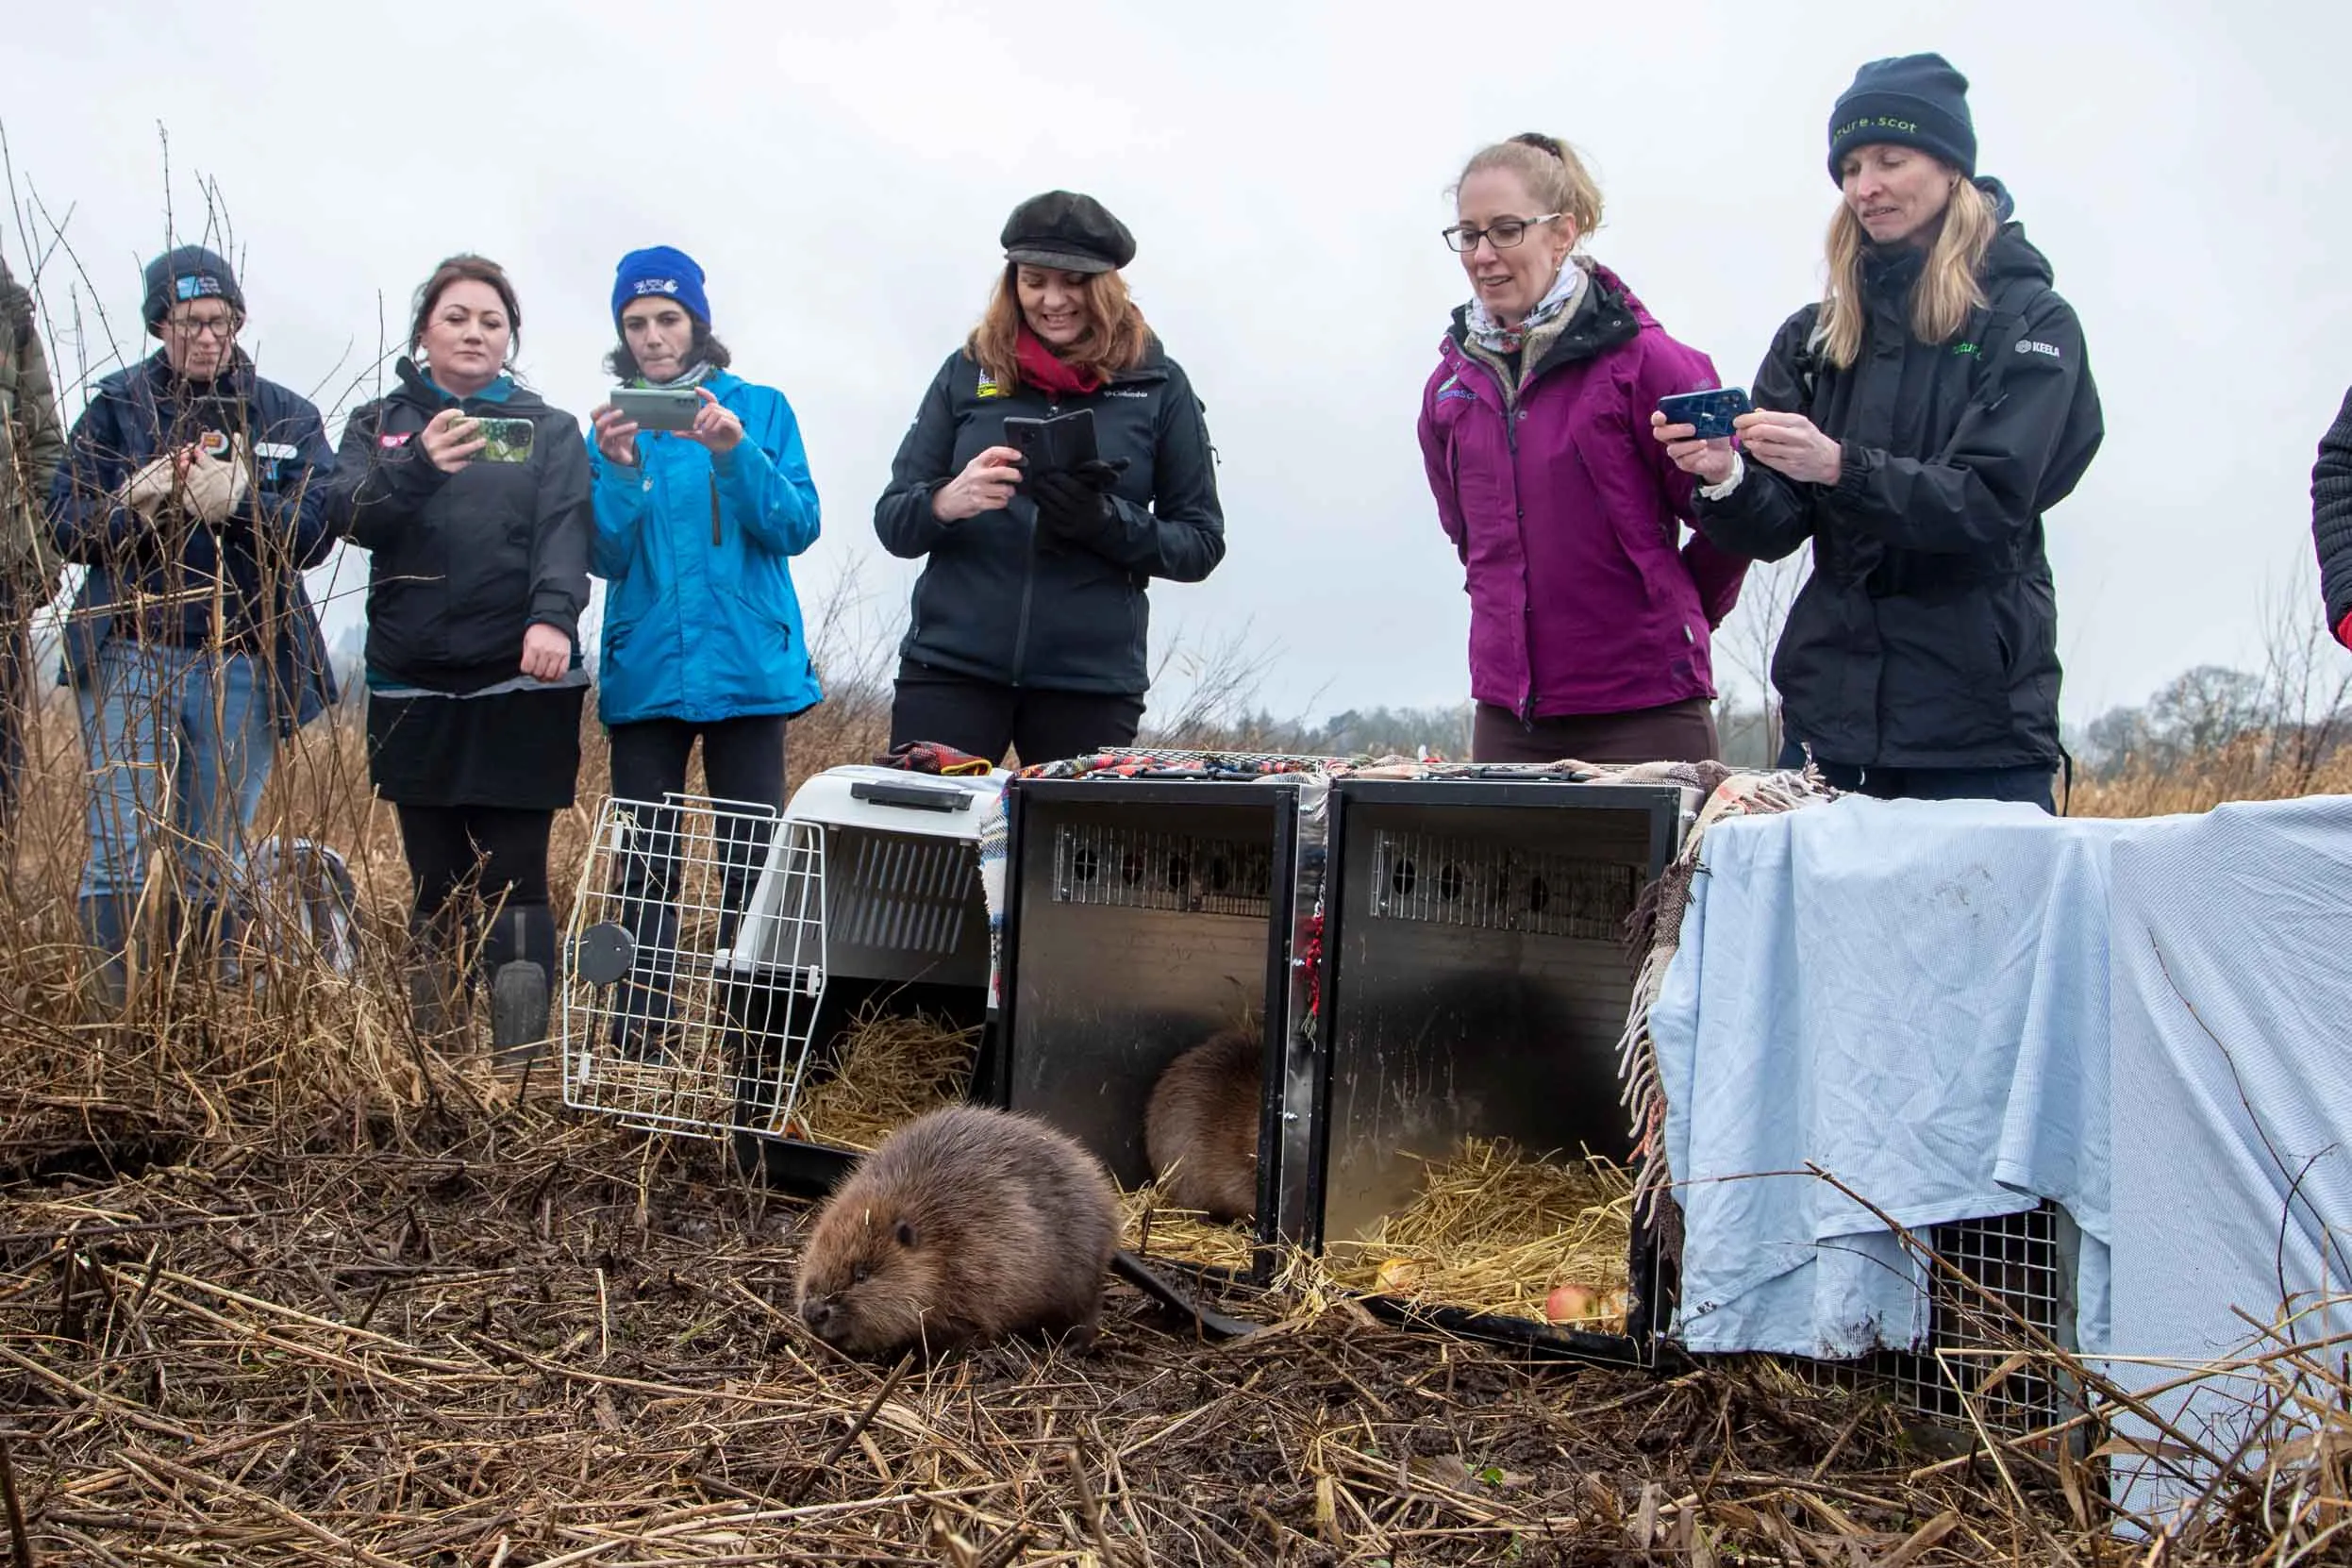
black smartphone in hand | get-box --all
[1003,408,1099,475]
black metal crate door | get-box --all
[995,776,1322,1285]
[1313,778,1693,1362]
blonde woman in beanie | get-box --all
[1654,54,2104,809]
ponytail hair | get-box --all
[1453,132,1606,241]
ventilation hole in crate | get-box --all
[1391,859,1418,898]
[1049,823,1276,916]
[1436,863,1465,902]
[1526,876,1550,914]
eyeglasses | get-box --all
[1441,213,1563,253]
[165,312,239,340]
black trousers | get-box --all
[887,659,1143,768]
[604,715,790,1046]
[395,804,556,979]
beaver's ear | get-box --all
[894,1219,919,1249]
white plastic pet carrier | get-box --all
[559,765,1005,1152]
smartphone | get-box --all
[610,386,703,433]
[473,416,537,464]
[1657,387,1754,441]
[1003,408,1099,475]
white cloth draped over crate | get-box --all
[1648,796,2136,1359]
[2097,797,2352,1524]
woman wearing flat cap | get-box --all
[873,190,1226,765]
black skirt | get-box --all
[366,683,587,811]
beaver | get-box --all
[793,1103,1121,1359]
[1143,1025,1264,1224]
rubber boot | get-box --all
[484,903,557,1072]
[76,893,133,1015]
[407,956,468,1042]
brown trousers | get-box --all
[1469,697,1720,766]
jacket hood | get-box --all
[1861,176,2055,293]
[99,347,259,405]
[389,355,554,414]
[1441,260,1654,385]
[1977,177,2059,289]
[1108,335,1173,386]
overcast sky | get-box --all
[10,0,2347,734]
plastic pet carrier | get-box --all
[1309,775,1696,1365]
[560,765,1005,1188]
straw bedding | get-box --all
[1321,1138,1633,1326]
[786,1006,979,1153]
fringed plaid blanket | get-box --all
[1605,761,1842,1248]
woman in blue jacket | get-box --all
[585,246,822,1057]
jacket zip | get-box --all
[708,472,722,547]
[1006,396,1054,688]
[1469,354,1541,727]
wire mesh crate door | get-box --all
[561,795,828,1140]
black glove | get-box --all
[1028,458,1131,549]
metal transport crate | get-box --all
[1310,776,1696,1365]
[990,772,1328,1284]
[1779,1201,2087,1439]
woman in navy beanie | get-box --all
[583,245,822,1058]
[1653,53,2105,809]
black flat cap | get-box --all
[1000,190,1136,275]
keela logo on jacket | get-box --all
[631,278,681,297]
[379,430,413,448]
[1103,389,1147,399]
[255,442,299,461]
[2016,340,2061,359]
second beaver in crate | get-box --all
[793,1104,1121,1359]
[1144,1026,1264,1224]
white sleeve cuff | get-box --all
[1698,449,1745,501]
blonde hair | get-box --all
[1453,132,1605,242]
[1813,174,1997,369]
[967,263,1152,392]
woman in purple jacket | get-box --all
[1419,133,1749,764]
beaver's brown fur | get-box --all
[794,1104,1121,1359]
[1143,1026,1263,1224]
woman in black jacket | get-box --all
[872,190,1226,765]
[327,254,592,1056]
[1653,55,2103,809]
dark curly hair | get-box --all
[604,321,732,382]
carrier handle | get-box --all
[849,779,975,813]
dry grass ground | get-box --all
[2,688,2345,1564]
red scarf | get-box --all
[1014,326,1102,397]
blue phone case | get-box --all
[1658,388,1753,440]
